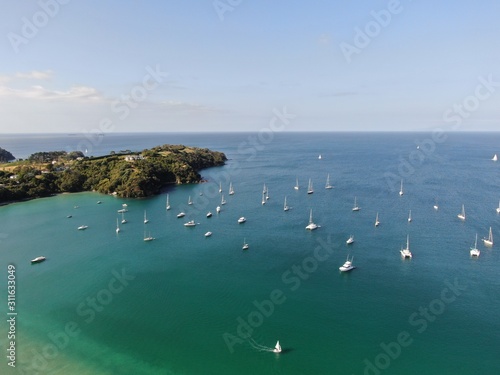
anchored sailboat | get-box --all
[492,153,498,161]
[457,204,466,221]
[470,233,480,257]
[400,235,412,258]
[325,174,333,189]
[305,209,318,230]
[294,177,299,190]
[482,227,493,247]
[352,197,360,211]
[408,210,412,223]
[374,212,380,227]
[399,180,404,196]
[144,210,149,224]
[166,194,171,210]
[283,196,289,211]
[229,182,234,195]
[307,178,314,194]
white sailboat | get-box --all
[408,210,412,223]
[374,212,380,227]
[307,178,314,194]
[216,206,221,213]
[144,210,149,224]
[283,196,289,211]
[318,154,322,160]
[143,231,155,242]
[121,212,127,224]
[265,188,270,201]
[219,182,222,193]
[166,194,171,210]
[273,340,282,353]
[116,218,120,233]
[188,196,193,205]
[263,183,267,194]
[400,235,412,258]
[242,238,249,250]
[399,180,404,196]
[346,235,354,244]
[352,197,360,211]
[492,153,498,161]
[261,192,266,205]
[325,174,333,189]
[470,233,480,257]
[482,227,493,247]
[496,200,500,214]
[229,182,234,195]
[305,209,318,230]
[294,177,299,190]
[221,194,226,205]
[457,204,466,221]
[433,198,439,211]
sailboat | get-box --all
[318,154,322,160]
[219,182,222,193]
[229,182,234,195]
[325,174,333,189]
[294,177,299,190]
[261,192,266,205]
[496,200,500,214]
[188,196,193,205]
[242,238,249,250]
[352,197,360,211]
[144,210,149,224]
[305,209,318,230]
[492,153,498,161]
[263,183,267,195]
[121,212,127,224]
[374,212,380,227]
[482,227,493,247]
[166,194,171,210]
[273,340,282,353]
[221,194,226,205]
[283,196,289,211]
[346,235,354,244]
[470,233,480,257]
[408,210,412,223]
[433,198,439,211]
[116,218,120,233]
[457,204,465,221]
[143,231,155,242]
[307,178,314,194]
[400,235,412,258]
[399,180,404,196]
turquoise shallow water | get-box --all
[1,132,500,374]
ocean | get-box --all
[1,132,499,375]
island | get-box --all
[0,145,226,204]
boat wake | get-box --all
[247,337,275,352]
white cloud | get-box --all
[0,84,104,101]
[15,70,53,80]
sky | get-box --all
[1,0,500,133]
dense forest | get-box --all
[0,147,15,163]
[0,145,226,203]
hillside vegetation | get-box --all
[0,145,226,203]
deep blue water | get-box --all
[0,132,499,374]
